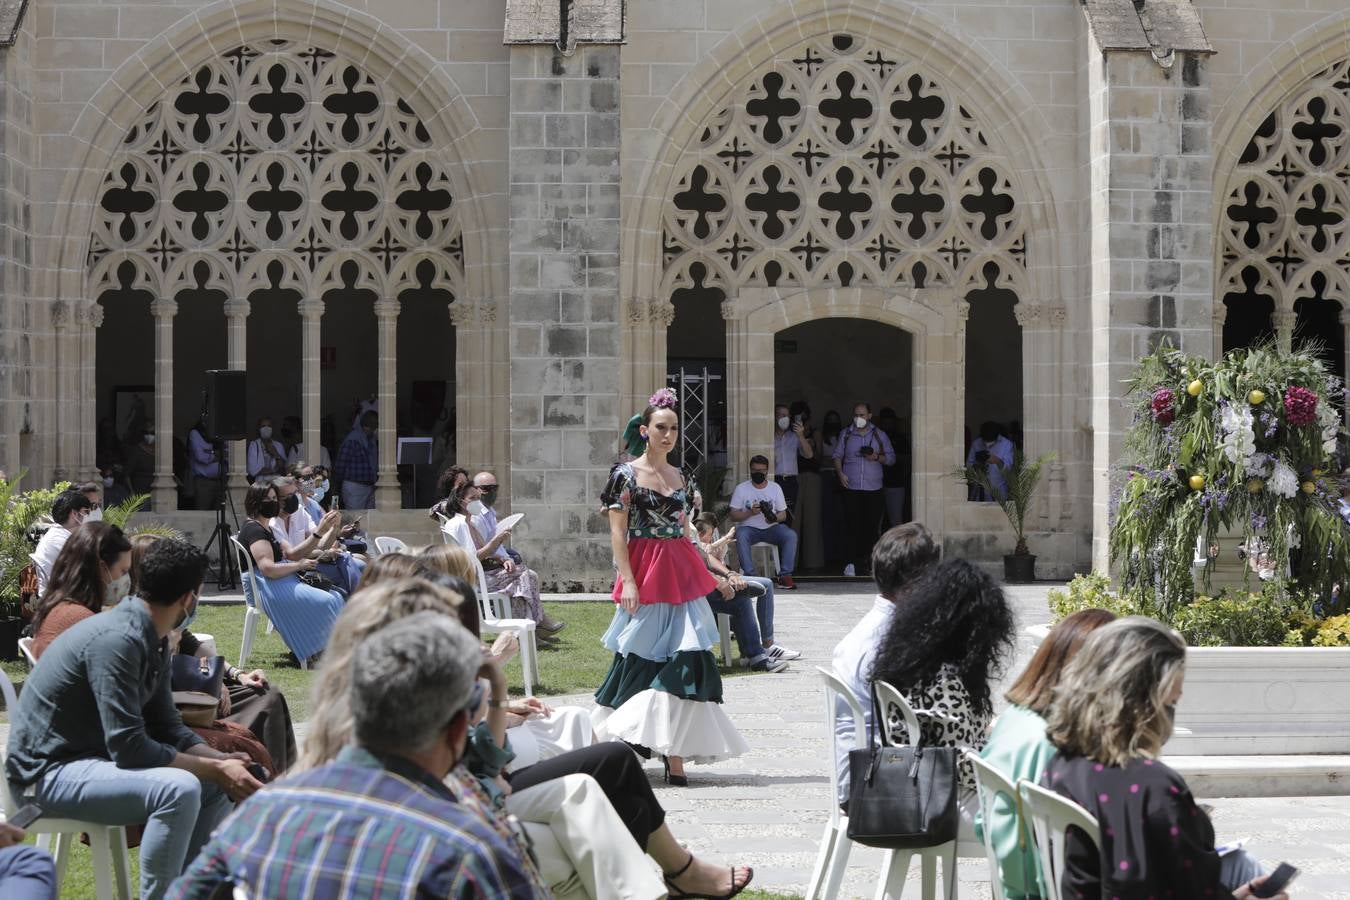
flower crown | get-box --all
[649,388,678,410]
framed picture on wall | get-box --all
[113,385,154,447]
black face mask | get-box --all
[259,499,280,518]
[480,486,499,507]
[282,494,300,514]
[750,471,768,485]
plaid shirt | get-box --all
[336,428,377,485]
[167,747,548,899]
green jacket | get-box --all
[974,704,1052,900]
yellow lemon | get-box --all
[1302,481,1317,494]
[1189,474,1205,491]
[1313,468,1324,477]
[1187,380,1203,397]
[1247,478,1264,493]
[1249,389,1266,405]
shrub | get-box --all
[1047,573,1158,621]
[1170,589,1295,648]
[1311,614,1350,647]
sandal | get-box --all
[663,851,753,900]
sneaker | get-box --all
[843,563,856,577]
[778,574,797,590]
[750,657,790,673]
[765,644,801,661]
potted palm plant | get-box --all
[958,451,1054,583]
[0,474,72,659]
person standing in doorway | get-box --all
[772,403,814,512]
[336,411,379,510]
[966,421,1015,502]
[833,402,895,576]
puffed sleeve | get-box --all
[601,463,634,511]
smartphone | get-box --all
[8,803,42,830]
[246,762,271,784]
[1252,862,1299,897]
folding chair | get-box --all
[805,666,867,900]
[1017,781,1101,900]
[0,669,133,899]
[716,613,734,667]
[17,637,37,668]
[966,751,1026,900]
[374,535,409,555]
[228,535,266,668]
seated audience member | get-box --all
[77,481,105,519]
[237,480,343,666]
[0,823,55,900]
[694,511,736,568]
[281,416,332,471]
[169,609,545,898]
[268,475,364,595]
[293,463,327,522]
[30,522,133,658]
[869,558,1016,827]
[245,417,287,482]
[32,489,93,596]
[831,522,941,800]
[471,469,531,570]
[729,455,798,589]
[692,516,799,671]
[429,465,470,521]
[420,543,594,767]
[298,576,750,900]
[1043,617,1286,900]
[975,609,1117,899]
[6,539,261,900]
[442,478,565,635]
[335,410,379,510]
[130,535,297,773]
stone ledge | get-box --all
[1167,754,1350,798]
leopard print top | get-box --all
[884,663,990,795]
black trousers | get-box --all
[842,488,884,572]
[507,742,665,850]
[777,475,799,512]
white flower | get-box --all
[1269,459,1299,499]
[1318,401,1340,455]
[1220,404,1259,473]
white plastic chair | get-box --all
[374,535,408,555]
[806,666,867,900]
[716,613,734,667]
[434,512,452,543]
[871,680,986,900]
[231,534,306,671]
[0,669,133,899]
[966,751,1022,900]
[1018,781,1101,900]
[29,552,50,598]
[750,542,780,577]
[17,637,37,668]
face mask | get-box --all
[103,476,114,488]
[282,494,300,514]
[259,426,273,439]
[480,487,499,507]
[259,499,280,518]
[144,434,156,445]
[312,486,326,503]
[750,471,767,485]
[776,416,790,430]
[854,416,868,429]
[86,507,103,522]
[321,478,331,493]
[174,595,199,631]
[466,499,487,516]
[104,572,130,606]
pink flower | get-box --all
[1284,386,1318,426]
[648,388,678,410]
[1150,388,1175,425]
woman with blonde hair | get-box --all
[1043,617,1286,900]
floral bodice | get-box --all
[601,462,695,539]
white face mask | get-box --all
[259,426,273,439]
[103,476,114,488]
[854,416,868,429]
[144,434,156,445]
[776,416,790,430]
[86,507,103,522]
[466,499,487,517]
[104,572,130,606]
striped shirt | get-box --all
[168,747,547,899]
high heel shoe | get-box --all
[662,755,689,787]
[663,851,753,899]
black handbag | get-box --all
[299,570,338,592]
[845,688,959,849]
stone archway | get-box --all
[726,285,966,537]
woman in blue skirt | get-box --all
[592,389,748,786]
[237,479,343,665]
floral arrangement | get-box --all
[649,387,678,410]
[1110,343,1348,617]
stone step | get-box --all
[1167,754,1350,798]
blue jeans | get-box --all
[1219,848,1263,891]
[25,759,232,900]
[706,588,767,663]
[736,523,797,576]
[0,845,56,900]
[742,575,776,644]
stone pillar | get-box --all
[508,44,621,588]
[1087,43,1214,571]
[1212,304,1226,361]
[81,302,103,481]
[150,298,177,511]
[51,303,72,483]
[1273,309,1295,354]
[224,299,250,492]
[374,299,400,511]
[1342,311,1350,427]
[298,298,324,480]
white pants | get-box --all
[507,707,595,769]
[505,774,666,900]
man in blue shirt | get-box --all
[336,410,379,509]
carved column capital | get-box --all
[625,299,647,325]
[448,302,476,326]
[83,302,104,329]
[1012,303,1042,327]
[298,298,326,319]
[374,299,400,321]
[478,302,499,324]
[1047,307,1067,327]
[224,298,252,320]
[150,298,178,319]
[649,301,675,327]
[52,301,70,332]
[720,298,738,321]
[956,300,971,324]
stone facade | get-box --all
[0,0,1346,588]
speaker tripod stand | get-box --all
[201,441,239,590]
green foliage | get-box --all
[0,474,70,616]
[1170,591,1298,648]
[1110,341,1347,618]
[101,493,184,541]
[956,450,1055,555]
[1046,572,1158,620]
[1310,614,1350,647]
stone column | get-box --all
[374,299,400,511]
[1212,304,1226,361]
[150,298,177,511]
[1272,309,1295,354]
[508,43,621,588]
[1342,311,1350,427]
[81,302,104,481]
[1086,41,1214,571]
[51,303,72,483]
[223,299,250,492]
[298,298,324,478]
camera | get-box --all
[975,450,990,464]
[758,500,777,520]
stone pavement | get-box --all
[548,582,1350,898]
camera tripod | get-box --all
[201,440,239,590]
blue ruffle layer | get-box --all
[600,598,721,662]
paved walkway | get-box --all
[547,582,1350,898]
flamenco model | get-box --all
[591,389,749,785]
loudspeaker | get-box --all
[204,370,249,441]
